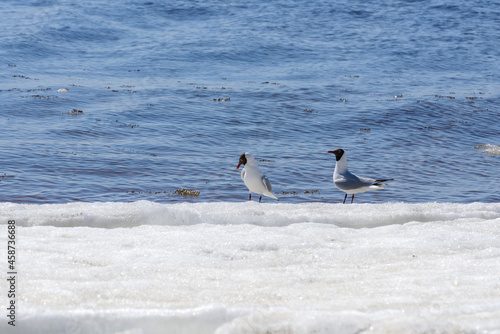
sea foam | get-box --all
[1,201,499,228]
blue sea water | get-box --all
[0,0,499,204]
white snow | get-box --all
[1,201,499,334]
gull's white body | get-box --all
[329,148,393,203]
[333,153,385,194]
[239,153,278,201]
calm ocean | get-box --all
[1,0,499,204]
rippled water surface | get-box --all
[1,0,499,203]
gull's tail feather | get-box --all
[374,179,394,186]
[266,192,279,200]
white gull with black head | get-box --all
[328,148,393,203]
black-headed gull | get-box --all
[237,152,278,203]
[328,148,393,204]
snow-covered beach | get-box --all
[1,201,499,333]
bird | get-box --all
[328,148,393,204]
[237,152,278,203]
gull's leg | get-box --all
[351,194,355,203]
[259,194,262,203]
[343,193,347,204]
[249,193,251,201]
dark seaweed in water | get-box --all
[174,189,200,197]
[63,109,84,115]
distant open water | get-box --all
[1,0,499,204]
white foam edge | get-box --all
[1,201,500,228]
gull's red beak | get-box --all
[236,163,241,169]
[327,151,334,154]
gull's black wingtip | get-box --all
[375,179,394,183]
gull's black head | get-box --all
[327,148,345,162]
[237,153,247,169]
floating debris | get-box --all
[279,190,320,195]
[103,86,135,93]
[359,128,371,131]
[126,189,200,196]
[260,81,287,87]
[304,190,320,194]
[435,95,455,99]
[474,144,500,156]
[63,109,84,115]
[174,189,200,197]
[127,190,168,194]
[280,190,298,195]
[12,74,39,80]
[303,109,317,113]
[30,95,54,99]
[115,120,139,128]
[213,97,230,102]
[57,88,68,93]
[339,98,348,102]
[26,88,52,92]
[195,86,232,90]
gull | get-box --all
[57,88,68,93]
[237,152,278,203]
[328,148,393,204]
